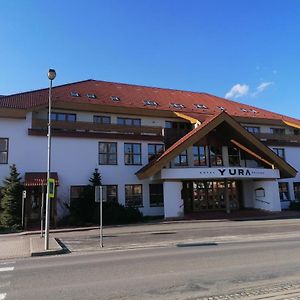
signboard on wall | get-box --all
[161,167,280,180]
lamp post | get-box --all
[45,68,56,250]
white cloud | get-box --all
[225,84,249,99]
[252,81,274,96]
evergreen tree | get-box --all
[0,164,23,228]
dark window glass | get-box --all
[148,144,164,162]
[93,115,111,124]
[193,146,207,166]
[270,128,285,135]
[209,146,223,166]
[0,138,8,164]
[51,112,77,122]
[228,146,240,166]
[102,185,118,202]
[174,150,188,166]
[124,143,141,165]
[149,184,164,207]
[99,142,117,165]
[244,126,260,134]
[117,117,141,126]
[293,182,300,201]
[125,184,142,207]
[279,182,290,201]
[70,186,86,202]
[165,121,191,130]
[273,148,285,160]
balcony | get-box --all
[29,118,164,141]
[254,132,300,144]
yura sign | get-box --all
[218,168,251,176]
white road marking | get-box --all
[0,261,15,265]
[0,293,6,300]
[0,267,14,272]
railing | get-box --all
[31,118,163,136]
[254,132,300,142]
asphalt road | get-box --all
[3,237,300,299]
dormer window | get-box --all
[144,100,158,106]
[87,94,97,99]
[194,104,208,109]
[170,103,185,109]
[217,106,226,111]
[70,92,80,97]
[111,96,120,102]
[240,108,248,112]
[250,109,258,113]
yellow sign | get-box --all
[48,178,55,198]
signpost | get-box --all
[95,186,106,247]
[22,190,26,228]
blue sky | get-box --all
[1,0,300,118]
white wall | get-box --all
[163,181,184,218]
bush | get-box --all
[289,200,300,211]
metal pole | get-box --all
[100,186,103,248]
[45,79,52,250]
[21,191,26,228]
[41,185,45,238]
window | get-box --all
[293,183,300,200]
[102,185,118,202]
[240,108,248,112]
[87,93,97,99]
[228,146,240,166]
[93,115,111,124]
[111,96,120,102]
[174,150,188,166]
[0,138,8,164]
[148,144,164,162]
[165,121,192,130]
[194,104,208,109]
[70,92,80,97]
[149,184,164,207]
[294,129,300,136]
[99,142,117,165]
[70,186,86,202]
[217,106,226,111]
[273,148,285,160]
[117,117,141,126]
[144,100,158,106]
[244,126,260,134]
[51,112,76,122]
[125,184,142,207]
[170,103,185,109]
[278,182,290,201]
[193,145,207,166]
[209,146,223,166]
[270,128,285,135]
[124,143,141,165]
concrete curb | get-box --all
[30,237,65,257]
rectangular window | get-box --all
[124,143,142,165]
[270,128,285,135]
[117,117,141,126]
[51,112,76,122]
[193,145,207,166]
[0,138,8,164]
[93,115,111,124]
[273,148,285,160]
[70,185,86,202]
[228,146,240,166]
[209,146,223,166]
[125,184,143,207]
[99,142,117,165]
[148,144,164,162]
[174,150,188,166]
[244,126,260,134]
[165,121,191,130]
[102,185,118,202]
[279,182,290,201]
[149,184,164,207]
[293,182,300,201]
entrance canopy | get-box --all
[136,111,297,179]
[24,172,59,187]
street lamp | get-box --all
[45,68,56,250]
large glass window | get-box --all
[228,146,240,166]
[117,117,141,126]
[174,150,188,166]
[99,142,117,165]
[51,112,76,122]
[165,121,191,130]
[93,115,111,124]
[273,148,285,160]
[209,146,223,166]
[244,126,260,134]
[0,138,8,164]
[102,185,118,202]
[149,184,164,207]
[70,185,86,202]
[279,182,290,201]
[270,128,285,135]
[124,143,142,165]
[125,184,143,207]
[293,182,300,201]
[148,144,164,162]
[193,146,207,166]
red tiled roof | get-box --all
[0,79,299,125]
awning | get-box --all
[282,119,300,129]
[24,172,59,187]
